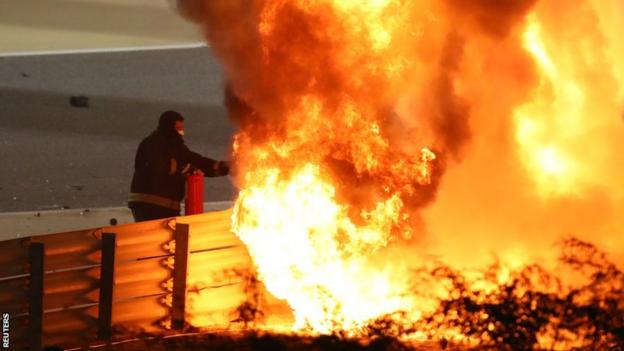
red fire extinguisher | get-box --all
[185,171,204,215]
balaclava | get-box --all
[158,110,184,136]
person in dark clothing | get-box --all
[128,110,229,221]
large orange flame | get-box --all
[178,0,624,345]
[226,0,456,333]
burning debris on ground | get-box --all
[89,330,425,351]
[414,238,624,349]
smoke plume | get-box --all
[176,0,539,216]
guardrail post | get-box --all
[171,223,190,330]
[98,233,116,340]
[29,242,44,351]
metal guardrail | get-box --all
[0,209,257,350]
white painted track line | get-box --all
[0,42,207,57]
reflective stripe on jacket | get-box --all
[128,192,180,211]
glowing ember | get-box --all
[177,0,624,347]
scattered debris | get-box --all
[20,72,29,78]
[71,184,83,191]
[359,238,624,350]
[92,330,417,351]
[69,96,89,108]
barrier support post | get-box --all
[29,242,44,351]
[171,223,190,330]
[98,233,116,340]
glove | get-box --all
[216,160,230,176]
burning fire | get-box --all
[178,0,624,347]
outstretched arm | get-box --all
[175,142,229,177]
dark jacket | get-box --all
[128,129,226,210]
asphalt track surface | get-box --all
[0,47,237,212]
